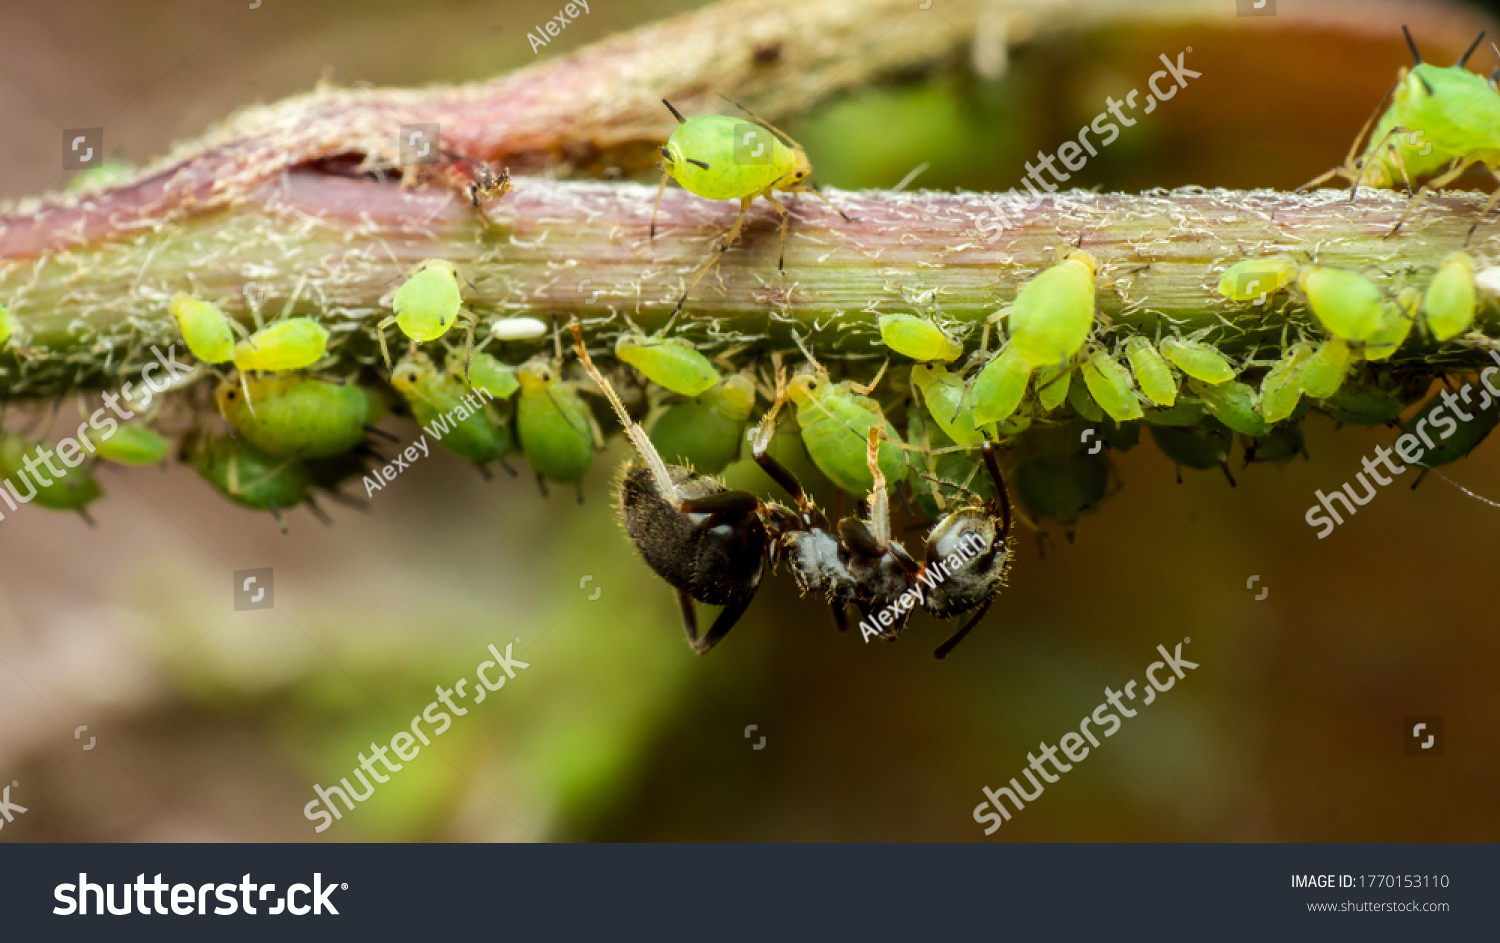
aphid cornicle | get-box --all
[878,314,964,363]
[1217,257,1299,304]
[652,98,849,314]
[392,352,514,475]
[95,422,171,466]
[1124,336,1177,408]
[615,330,720,397]
[377,259,478,374]
[1422,252,1477,341]
[1298,266,1385,342]
[0,434,103,523]
[1159,335,1237,385]
[233,317,330,373]
[786,354,908,496]
[216,375,386,459]
[648,373,757,474]
[1001,248,1098,370]
[516,355,599,495]
[170,293,237,364]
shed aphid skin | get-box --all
[377,259,478,375]
[999,247,1098,370]
[1422,252,1478,341]
[1258,342,1316,423]
[784,338,908,496]
[878,313,965,364]
[0,434,103,524]
[1299,337,1354,399]
[216,375,386,460]
[1298,266,1386,342]
[1216,257,1299,304]
[614,321,721,397]
[392,352,516,477]
[94,421,171,466]
[911,364,993,447]
[170,292,237,364]
[648,373,757,474]
[1124,336,1177,408]
[180,430,314,534]
[232,317,330,373]
[1190,379,1269,438]
[1159,334,1237,385]
[652,97,850,315]
[516,353,599,497]
[490,316,550,341]
[1080,346,1144,423]
[970,344,1032,425]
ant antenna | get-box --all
[568,320,680,505]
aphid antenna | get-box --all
[568,320,680,505]
[789,328,824,373]
[715,93,797,149]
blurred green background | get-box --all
[0,0,1497,841]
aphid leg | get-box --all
[846,359,888,396]
[376,316,398,373]
[268,502,289,535]
[569,320,680,506]
[75,507,97,528]
[1465,165,1500,244]
[670,196,754,316]
[498,457,518,477]
[305,497,334,528]
[1388,160,1474,237]
[762,193,790,272]
[575,483,585,505]
[650,169,670,240]
[1347,124,1411,198]
[535,472,549,497]
[934,597,993,660]
[1298,78,1399,192]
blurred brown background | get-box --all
[0,0,1496,841]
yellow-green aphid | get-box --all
[216,375,384,459]
[183,432,309,533]
[1422,252,1477,341]
[0,434,103,522]
[1363,287,1418,361]
[94,422,171,466]
[516,356,598,489]
[970,345,1032,425]
[1299,337,1353,399]
[1124,336,1177,407]
[615,333,719,397]
[1322,382,1410,426]
[1190,379,1269,437]
[649,374,756,473]
[911,364,993,447]
[1004,249,1098,369]
[786,363,908,495]
[1405,379,1500,475]
[392,352,513,472]
[377,259,475,372]
[1033,362,1072,413]
[1298,266,1385,342]
[233,317,329,372]
[171,292,236,364]
[1080,348,1143,423]
[1217,256,1300,303]
[1159,335,1237,385]
[1067,375,1104,422]
[1258,342,1316,423]
[878,314,964,363]
[450,351,519,401]
[652,99,847,311]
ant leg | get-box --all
[977,441,1012,539]
[679,490,762,514]
[694,591,757,654]
[934,597,993,660]
[676,589,700,648]
[830,603,849,633]
[838,517,887,557]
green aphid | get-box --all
[1081,348,1143,423]
[1190,379,1269,438]
[911,364,993,447]
[1143,399,1208,427]
[1217,257,1299,303]
[1298,266,1385,342]
[615,333,720,397]
[1422,252,1477,341]
[1299,337,1353,399]
[1362,287,1418,361]
[65,158,136,192]
[95,422,171,466]
[393,352,513,472]
[1243,425,1308,467]
[1067,373,1104,422]
[1258,342,1316,423]
[970,345,1032,425]
[378,259,476,372]
[0,434,103,521]
[1124,336,1177,407]
[878,314,964,363]
[516,356,598,489]
[1159,335,1237,385]
[1013,452,1108,536]
[171,292,236,364]
[216,375,384,459]
[233,317,330,373]
[905,410,995,522]
[1385,30,1500,197]
[1403,380,1500,474]
[183,432,309,532]
[1321,381,1409,426]
[451,351,520,401]
[787,365,908,495]
[1003,249,1098,369]
[1033,361,1072,413]
[648,374,756,473]
[1149,421,1236,484]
